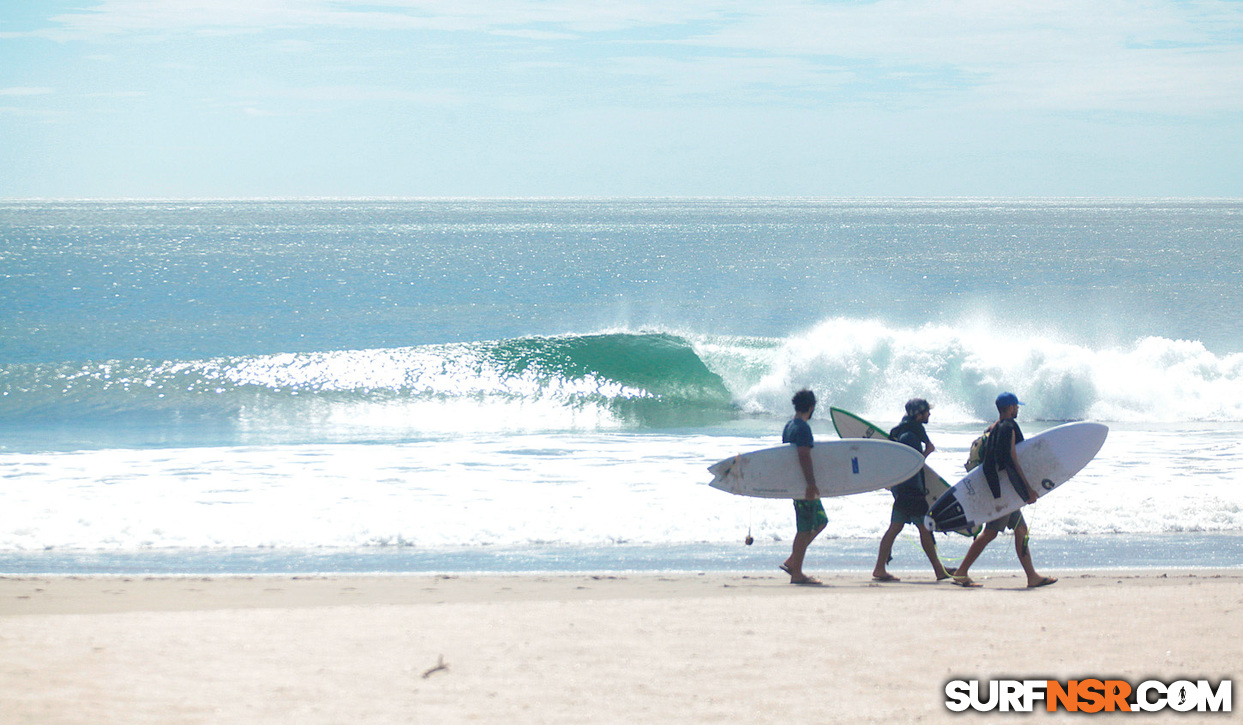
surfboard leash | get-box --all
[1021,508,1032,558]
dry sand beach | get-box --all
[1,570,1239,724]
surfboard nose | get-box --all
[1082,422,1109,456]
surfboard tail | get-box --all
[927,490,970,533]
[707,454,748,495]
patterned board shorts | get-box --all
[793,499,828,532]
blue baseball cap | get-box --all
[995,392,1024,408]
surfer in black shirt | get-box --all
[950,392,1057,589]
[872,398,953,582]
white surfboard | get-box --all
[925,421,1108,532]
[708,438,925,499]
[829,407,950,505]
[829,407,978,536]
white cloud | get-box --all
[39,0,731,37]
[23,0,1243,114]
[608,55,856,103]
[0,87,56,96]
[232,85,468,107]
[488,29,579,41]
[683,0,1243,112]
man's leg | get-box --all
[1013,521,1056,587]
[784,520,826,583]
[917,524,951,579]
[953,528,997,584]
[873,521,904,579]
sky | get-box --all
[2,0,1242,198]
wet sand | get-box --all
[1,570,1239,723]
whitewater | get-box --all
[1,199,1240,573]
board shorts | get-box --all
[793,499,828,532]
[890,495,929,526]
[985,511,1025,532]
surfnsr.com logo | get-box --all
[945,678,1232,713]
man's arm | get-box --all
[797,446,819,500]
[1009,432,1037,504]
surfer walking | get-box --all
[779,389,827,586]
[951,392,1058,589]
[872,398,953,583]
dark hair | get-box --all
[905,398,931,417]
[791,389,817,413]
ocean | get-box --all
[1,198,1241,575]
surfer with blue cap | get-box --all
[950,392,1057,589]
[779,389,827,585]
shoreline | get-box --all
[2,568,1240,614]
[3,571,1240,723]
[3,531,1242,577]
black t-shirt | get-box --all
[889,419,932,454]
[983,418,1027,498]
[888,418,931,501]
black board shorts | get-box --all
[890,495,929,525]
[985,511,1025,532]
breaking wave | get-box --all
[2,320,1240,449]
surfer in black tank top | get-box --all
[983,417,1033,501]
[947,392,1057,589]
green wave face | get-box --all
[0,332,738,433]
[486,332,732,403]
[477,332,735,428]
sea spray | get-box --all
[698,319,1243,424]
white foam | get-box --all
[2,424,1240,552]
[693,319,1243,423]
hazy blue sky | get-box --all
[3,1,1242,197]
